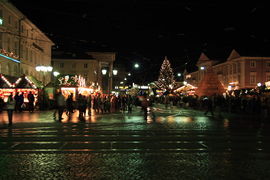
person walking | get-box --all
[204,96,214,116]
[141,96,149,120]
[6,94,15,125]
[27,91,35,112]
[56,92,66,121]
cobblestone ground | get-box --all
[0,106,270,179]
[1,152,270,180]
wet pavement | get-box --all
[0,105,270,179]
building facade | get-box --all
[52,51,116,93]
[0,1,54,85]
[186,49,270,90]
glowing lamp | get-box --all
[113,69,118,75]
[53,71,60,77]
[47,66,53,72]
[101,69,107,75]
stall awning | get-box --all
[14,75,39,89]
[0,74,13,88]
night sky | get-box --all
[9,0,270,83]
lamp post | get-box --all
[112,69,118,91]
[101,68,110,94]
[35,65,53,87]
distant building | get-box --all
[0,1,54,85]
[186,49,270,90]
[52,51,116,93]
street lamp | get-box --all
[134,63,139,69]
[113,69,118,76]
[128,73,131,76]
[200,66,205,70]
[177,73,181,77]
[35,65,53,86]
[101,69,107,75]
[53,71,60,77]
[35,65,53,72]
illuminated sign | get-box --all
[0,53,20,63]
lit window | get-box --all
[250,61,256,68]
[250,72,256,84]
[266,73,270,81]
[72,63,76,68]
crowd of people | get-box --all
[54,92,140,121]
[155,92,270,118]
[2,89,270,125]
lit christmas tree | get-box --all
[156,56,176,92]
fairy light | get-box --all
[14,77,22,85]
[0,75,13,87]
[25,76,37,89]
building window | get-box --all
[14,20,18,29]
[84,73,88,81]
[266,61,270,67]
[60,63,64,68]
[237,62,241,73]
[72,63,76,68]
[8,16,12,24]
[233,63,236,73]
[0,33,2,49]
[7,38,10,52]
[266,73,270,82]
[229,64,232,74]
[250,61,256,68]
[250,73,256,84]
[84,63,88,68]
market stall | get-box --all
[13,75,39,105]
[57,74,95,100]
[174,83,197,95]
[0,74,15,102]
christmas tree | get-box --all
[156,56,176,92]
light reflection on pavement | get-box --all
[0,106,270,179]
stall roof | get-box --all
[0,74,14,88]
[14,75,38,89]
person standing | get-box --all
[27,91,35,112]
[56,92,65,121]
[18,93,24,112]
[0,97,4,113]
[204,96,214,116]
[14,92,20,112]
[141,96,149,119]
[6,94,15,125]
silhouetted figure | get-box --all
[141,96,149,120]
[56,92,65,121]
[0,97,4,113]
[18,93,24,112]
[204,97,214,116]
[6,95,15,125]
[66,94,74,116]
[27,92,35,112]
[14,92,20,112]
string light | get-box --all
[0,75,13,87]
[25,76,37,89]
